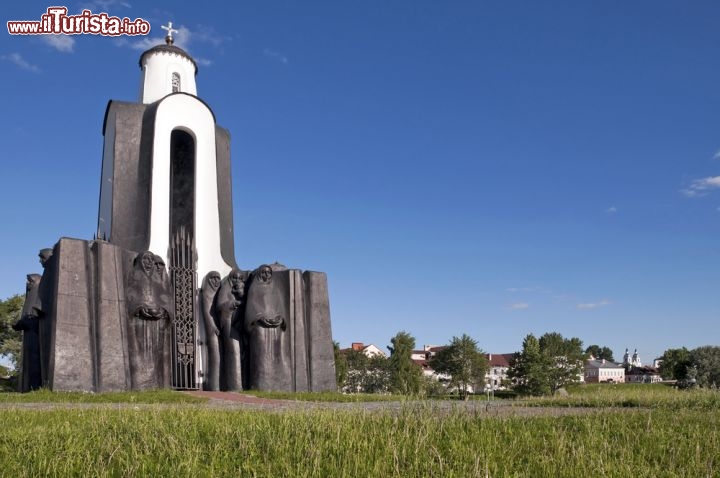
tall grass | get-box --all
[0,388,206,404]
[521,383,720,410]
[0,385,717,476]
[0,404,717,476]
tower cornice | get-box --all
[139,44,198,75]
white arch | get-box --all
[147,93,232,281]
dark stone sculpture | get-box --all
[125,251,173,390]
[200,271,222,391]
[38,248,53,265]
[19,238,337,393]
[214,269,246,391]
[34,247,54,389]
[153,254,173,298]
[243,265,292,391]
[13,274,43,392]
[127,251,172,320]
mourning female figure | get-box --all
[34,247,54,388]
[200,271,222,391]
[213,269,246,391]
[13,274,42,392]
[127,251,172,320]
[243,265,293,391]
[124,251,173,390]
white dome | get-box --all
[138,43,198,103]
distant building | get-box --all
[626,366,662,384]
[485,353,515,390]
[344,342,387,358]
[410,346,514,391]
[622,348,642,367]
[585,359,626,383]
[411,345,447,379]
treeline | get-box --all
[334,332,489,399]
[658,346,720,388]
[336,329,720,397]
[335,330,602,398]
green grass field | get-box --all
[0,388,207,404]
[0,384,717,477]
[519,383,720,409]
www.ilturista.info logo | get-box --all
[7,7,150,36]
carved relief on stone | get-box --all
[243,265,291,391]
[13,274,43,392]
[125,251,173,389]
[251,265,285,329]
[126,251,173,321]
[200,270,222,391]
[213,269,247,391]
[34,247,54,388]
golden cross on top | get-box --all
[161,21,178,45]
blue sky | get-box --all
[2,1,719,364]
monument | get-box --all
[13,25,336,393]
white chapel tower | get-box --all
[138,23,197,102]
[97,23,238,283]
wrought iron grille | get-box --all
[170,226,198,390]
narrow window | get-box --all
[172,72,181,92]
[170,130,195,234]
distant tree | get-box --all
[658,347,691,380]
[387,331,422,395]
[363,355,392,393]
[689,346,720,388]
[538,332,586,394]
[333,341,348,390]
[420,374,446,397]
[508,334,551,396]
[0,295,24,370]
[430,334,488,400]
[342,349,390,394]
[585,345,615,362]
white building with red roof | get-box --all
[485,353,515,390]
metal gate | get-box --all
[170,226,198,389]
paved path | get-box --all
[0,391,634,417]
[181,391,622,417]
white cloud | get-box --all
[505,286,538,293]
[125,35,159,51]
[577,300,611,310]
[263,48,289,64]
[41,34,75,53]
[189,24,226,47]
[1,53,40,73]
[714,150,720,160]
[681,176,720,198]
[171,26,193,49]
[509,302,529,310]
[605,206,617,214]
[117,24,223,69]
